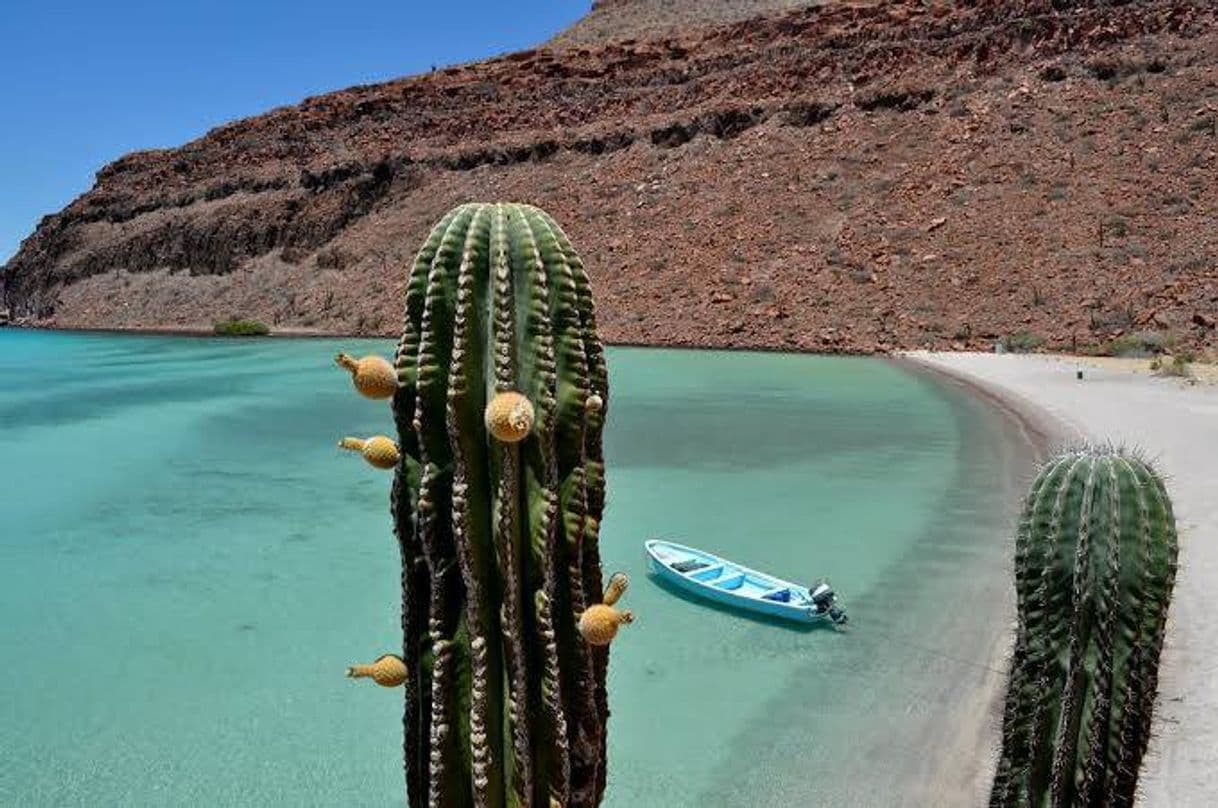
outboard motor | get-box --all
[811,581,848,625]
[810,582,836,612]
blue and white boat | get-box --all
[645,539,847,626]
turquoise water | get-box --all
[0,331,1030,806]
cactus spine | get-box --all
[335,202,618,808]
[991,447,1178,808]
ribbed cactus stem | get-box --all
[990,446,1178,808]
[374,203,618,808]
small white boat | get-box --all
[645,539,847,625]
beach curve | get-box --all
[906,351,1218,808]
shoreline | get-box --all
[9,325,1213,381]
[0,322,350,339]
[3,322,899,353]
[906,351,1218,807]
[895,356,1071,462]
[895,358,1069,806]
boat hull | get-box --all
[645,539,834,624]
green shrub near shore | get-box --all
[1091,330,1176,357]
[1151,352,1193,378]
[213,318,270,336]
[998,331,1044,353]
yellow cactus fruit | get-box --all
[346,654,408,687]
[339,436,400,469]
[603,572,628,606]
[578,605,633,646]
[585,393,604,413]
[335,352,397,399]
[484,391,534,443]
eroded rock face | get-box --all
[555,0,823,47]
[4,0,1217,355]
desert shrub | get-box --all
[213,318,270,336]
[1039,65,1067,82]
[1152,352,1194,378]
[316,247,352,270]
[1103,330,1175,357]
[1190,116,1216,135]
[1103,215,1129,237]
[999,331,1044,353]
[1089,307,1136,332]
[854,86,935,112]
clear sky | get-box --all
[0,1,589,263]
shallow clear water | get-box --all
[0,331,1030,806]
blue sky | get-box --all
[0,1,589,263]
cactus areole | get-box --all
[390,203,614,808]
[991,447,1179,808]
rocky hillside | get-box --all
[4,0,1217,355]
[551,0,823,47]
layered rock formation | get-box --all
[4,0,1216,354]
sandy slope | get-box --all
[907,351,1218,807]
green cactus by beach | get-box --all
[991,446,1178,807]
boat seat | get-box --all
[689,565,724,581]
[712,573,745,590]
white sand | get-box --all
[907,351,1218,807]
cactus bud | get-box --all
[578,605,633,646]
[484,391,534,443]
[335,352,397,399]
[603,572,628,606]
[339,435,400,469]
[346,654,408,687]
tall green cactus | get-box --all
[338,202,625,808]
[991,447,1178,808]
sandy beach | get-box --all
[909,351,1218,807]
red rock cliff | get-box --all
[3,0,1216,354]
